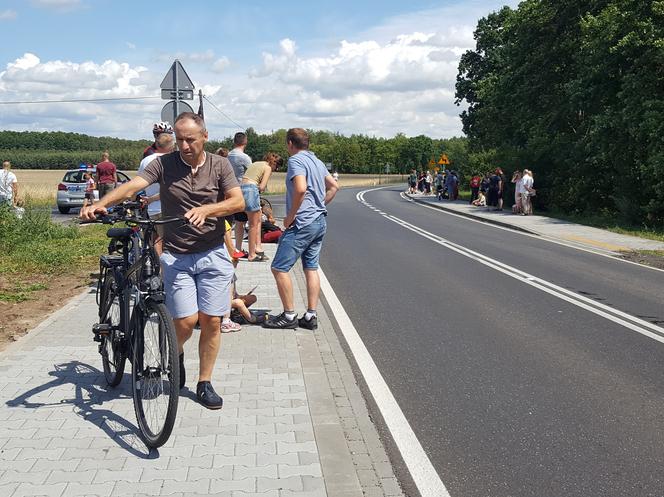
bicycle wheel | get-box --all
[132,300,179,448]
[99,271,126,387]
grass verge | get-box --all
[0,204,106,302]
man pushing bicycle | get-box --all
[81,112,244,410]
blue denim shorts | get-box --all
[271,214,327,273]
[241,183,261,212]
[160,245,233,319]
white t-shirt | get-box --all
[515,178,525,194]
[522,174,534,192]
[138,153,163,216]
[0,169,17,201]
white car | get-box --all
[56,168,131,214]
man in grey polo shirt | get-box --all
[227,132,252,254]
[81,112,244,410]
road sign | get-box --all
[428,159,436,167]
[160,60,195,92]
[438,154,450,165]
[161,100,194,124]
[161,89,194,100]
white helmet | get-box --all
[152,121,173,135]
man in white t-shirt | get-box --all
[137,133,175,254]
[0,161,18,207]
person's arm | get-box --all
[324,174,339,205]
[184,186,245,228]
[79,176,150,220]
[283,175,307,229]
[258,164,272,193]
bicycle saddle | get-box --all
[106,227,134,239]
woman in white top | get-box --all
[511,170,524,214]
[241,152,282,262]
[521,169,535,215]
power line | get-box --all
[0,96,161,105]
[202,95,245,130]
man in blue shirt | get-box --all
[264,128,339,330]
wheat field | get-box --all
[15,170,405,203]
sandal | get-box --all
[247,254,269,262]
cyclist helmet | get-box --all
[152,121,173,135]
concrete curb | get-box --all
[405,193,540,235]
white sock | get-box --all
[304,310,317,320]
[284,311,296,320]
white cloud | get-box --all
[211,57,230,73]
[126,42,136,50]
[0,53,161,139]
[0,9,17,21]
[30,0,83,11]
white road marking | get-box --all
[358,188,664,344]
[318,267,452,497]
[400,191,664,274]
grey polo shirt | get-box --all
[138,151,239,254]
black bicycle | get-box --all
[86,201,183,448]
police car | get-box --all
[56,167,131,214]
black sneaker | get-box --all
[179,353,185,389]
[298,314,318,330]
[196,381,223,410]
[262,312,298,329]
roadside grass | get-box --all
[0,203,106,302]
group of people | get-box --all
[80,115,339,410]
[407,166,536,215]
[408,169,460,201]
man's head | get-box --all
[101,152,109,162]
[215,147,229,157]
[155,132,176,154]
[2,161,10,170]
[233,132,247,149]
[286,128,309,155]
[174,112,208,165]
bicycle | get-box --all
[86,201,184,448]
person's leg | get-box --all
[272,269,294,311]
[197,312,221,382]
[234,221,244,252]
[247,210,261,260]
[303,269,320,311]
[173,314,197,354]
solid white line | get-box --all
[359,187,664,344]
[318,266,451,497]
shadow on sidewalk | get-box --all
[6,360,158,458]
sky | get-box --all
[0,0,518,141]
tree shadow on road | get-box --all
[5,360,159,458]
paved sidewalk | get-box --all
[0,243,404,497]
[407,193,664,254]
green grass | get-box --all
[0,283,48,303]
[0,203,107,276]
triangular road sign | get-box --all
[160,60,195,91]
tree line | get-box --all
[456,0,664,227]
[0,129,482,179]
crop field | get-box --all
[16,169,405,203]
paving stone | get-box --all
[63,482,114,496]
[94,468,143,484]
[141,467,188,482]
[188,465,232,481]
[0,470,49,485]
[278,463,323,478]
[167,454,213,470]
[112,480,164,496]
[213,453,257,467]
[209,477,256,493]
[381,477,404,496]
[233,464,278,479]
[12,482,68,497]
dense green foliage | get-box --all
[0,129,472,178]
[456,0,664,226]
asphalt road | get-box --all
[319,186,664,497]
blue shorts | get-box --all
[271,214,327,273]
[160,245,233,319]
[241,183,261,212]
